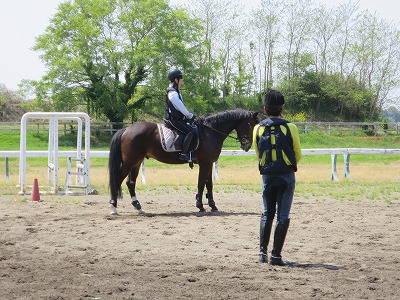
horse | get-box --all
[108,109,260,214]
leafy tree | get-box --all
[0,84,27,121]
[17,0,400,122]
[31,0,201,123]
[281,71,375,121]
[384,106,400,122]
[251,0,282,92]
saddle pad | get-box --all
[157,124,183,152]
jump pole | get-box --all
[18,112,90,195]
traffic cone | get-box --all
[31,178,41,202]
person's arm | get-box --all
[168,91,194,119]
[289,123,302,163]
[253,124,261,156]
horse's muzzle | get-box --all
[241,142,252,152]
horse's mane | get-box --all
[200,109,255,127]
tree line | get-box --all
[16,0,400,123]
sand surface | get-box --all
[1,188,399,299]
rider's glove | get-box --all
[189,115,196,123]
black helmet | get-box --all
[264,89,284,109]
[168,68,183,82]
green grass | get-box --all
[0,130,113,150]
[295,181,400,202]
[1,129,400,167]
[1,128,400,200]
[299,131,400,148]
[2,128,400,151]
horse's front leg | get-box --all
[196,163,213,212]
[126,166,145,214]
[205,170,217,211]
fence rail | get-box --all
[2,149,400,184]
[1,121,399,135]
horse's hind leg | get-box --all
[126,165,145,213]
[205,171,218,211]
[196,163,214,212]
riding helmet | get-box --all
[168,68,183,82]
[264,89,284,109]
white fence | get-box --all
[2,149,400,188]
[1,121,400,135]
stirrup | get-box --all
[179,153,190,161]
[180,151,194,162]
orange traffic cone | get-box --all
[31,178,41,202]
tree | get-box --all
[350,12,400,118]
[31,0,200,123]
[185,0,224,106]
[20,0,400,122]
[282,0,313,91]
[251,0,282,92]
[0,84,27,121]
[311,4,343,74]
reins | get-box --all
[196,110,256,146]
[200,122,246,143]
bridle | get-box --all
[202,121,253,148]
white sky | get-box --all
[0,0,399,91]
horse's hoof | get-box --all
[110,205,119,215]
[198,207,206,212]
[211,206,218,212]
[196,209,206,216]
[137,208,145,214]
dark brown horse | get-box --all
[108,109,259,214]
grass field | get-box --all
[1,129,399,200]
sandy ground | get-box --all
[1,188,399,300]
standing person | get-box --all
[165,68,197,162]
[253,90,302,266]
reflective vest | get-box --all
[256,118,297,175]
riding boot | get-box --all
[259,214,274,263]
[179,132,194,161]
[270,218,292,266]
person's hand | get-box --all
[189,115,196,123]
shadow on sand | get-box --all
[288,262,346,270]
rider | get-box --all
[165,68,197,162]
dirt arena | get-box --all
[1,187,399,300]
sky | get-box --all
[1,0,399,92]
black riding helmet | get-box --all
[264,90,284,107]
[168,68,183,82]
[264,90,284,116]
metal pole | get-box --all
[5,157,9,182]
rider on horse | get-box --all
[165,68,197,162]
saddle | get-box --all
[157,122,199,153]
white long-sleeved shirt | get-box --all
[167,83,193,119]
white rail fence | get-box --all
[2,121,400,135]
[1,149,400,191]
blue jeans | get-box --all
[261,171,296,222]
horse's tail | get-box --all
[109,128,126,200]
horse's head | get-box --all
[235,111,260,152]
[201,109,260,151]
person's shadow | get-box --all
[288,262,345,270]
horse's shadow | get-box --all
[136,210,260,218]
[288,262,346,270]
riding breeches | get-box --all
[261,171,295,222]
